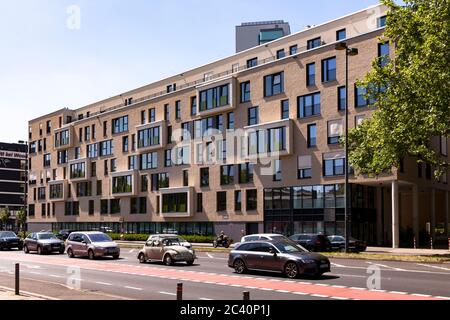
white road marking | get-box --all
[366,262,406,271]
[129,249,135,253]
[49,275,63,278]
[95,282,112,286]
[389,291,408,295]
[200,297,212,300]
[417,264,450,271]
[125,286,143,291]
[206,253,214,259]
[311,294,329,298]
[159,291,176,296]
[331,262,346,268]
[29,272,41,275]
[331,296,349,300]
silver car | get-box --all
[138,236,196,266]
[147,234,193,249]
[66,232,120,260]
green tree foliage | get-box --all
[0,208,11,228]
[16,210,27,231]
[347,0,450,178]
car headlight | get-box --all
[300,259,317,264]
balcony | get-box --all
[243,118,293,161]
[136,120,167,153]
[159,187,194,218]
[196,77,237,117]
[54,126,74,150]
[110,170,138,198]
[48,180,68,202]
[68,158,90,182]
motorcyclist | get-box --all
[217,231,225,244]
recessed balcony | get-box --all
[136,120,167,153]
[110,170,138,198]
[159,186,194,218]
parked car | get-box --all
[147,234,193,249]
[138,235,196,266]
[66,232,120,260]
[228,239,331,279]
[0,231,23,251]
[240,233,289,243]
[23,232,65,254]
[56,229,73,241]
[289,234,332,252]
[327,235,367,253]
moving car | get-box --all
[66,232,120,259]
[23,232,65,254]
[0,231,23,251]
[228,239,330,279]
[138,235,196,266]
[240,233,289,243]
[289,234,332,252]
[147,234,193,249]
[327,235,367,253]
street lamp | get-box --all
[335,42,358,253]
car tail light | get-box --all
[315,240,321,245]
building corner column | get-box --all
[391,180,399,248]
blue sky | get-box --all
[0,0,380,143]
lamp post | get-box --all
[335,42,358,253]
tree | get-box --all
[347,0,450,178]
[16,210,27,232]
[0,208,11,230]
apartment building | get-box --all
[27,4,450,247]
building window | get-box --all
[112,175,132,194]
[227,112,234,130]
[196,193,203,213]
[328,120,343,145]
[289,45,298,55]
[141,175,148,192]
[268,127,286,152]
[336,29,346,41]
[298,92,321,118]
[70,162,86,179]
[234,190,242,211]
[79,128,83,143]
[175,100,181,119]
[149,108,156,123]
[281,100,289,119]
[246,189,257,211]
[128,155,137,170]
[324,157,345,177]
[141,110,146,125]
[91,162,96,177]
[190,97,197,116]
[99,140,113,156]
[183,170,189,187]
[220,165,235,185]
[164,104,170,121]
[74,147,81,160]
[97,180,102,196]
[131,197,147,214]
[101,199,108,214]
[76,182,92,197]
[426,164,432,180]
[355,86,376,107]
[200,167,209,187]
[110,159,117,173]
[43,154,51,167]
[49,184,63,199]
[306,63,315,86]
[162,193,188,214]
[247,57,258,68]
[307,37,321,50]
[307,124,317,148]
[140,152,158,170]
[322,57,336,82]
[164,149,172,167]
[264,72,284,97]
[378,15,387,28]
[248,106,259,126]
[240,81,251,103]
[273,159,282,181]
[137,127,160,148]
[85,126,91,141]
[174,146,190,166]
[378,42,390,67]
[122,136,129,153]
[112,116,129,134]
[110,199,121,214]
[239,163,254,184]
[216,192,227,212]
[92,124,96,140]
[440,136,448,156]
[338,86,346,111]
[199,85,229,112]
[276,49,285,59]
[298,156,312,179]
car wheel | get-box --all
[186,260,194,266]
[284,261,299,279]
[112,255,120,260]
[164,254,173,266]
[88,250,95,260]
[67,248,74,258]
[59,248,65,254]
[23,245,29,254]
[37,246,43,255]
[18,245,23,251]
[233,259,246,274]
[138,253,146,264]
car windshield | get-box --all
[273,241,308,253]
[162,238,181,246]
[271,235,287,240]
[88,234,112,242]
[37,233,57,240]
[0,231,16,238]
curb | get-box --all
[0,285,58,300]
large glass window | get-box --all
[324,158,345,176]
[87,143,98,158]
[264,72,284,97]
[162,193,188,213]
[239,163,254,184]
[306,63,315,86]
[327,120,343,145]
[322,57,336,82]
[200,168,209,187]
[298,93,321,118]
[49,184,63,199]
[281,100,289,119]
[137,127,160,148]
[112,175,133,194]
[76,182,92,197]
[217,192,227,212]
[140,152,158,170]
[70,162,86,179]
[199,84,229,111]
[55,130,70,148]
[246,190,257,211]
[220,165,235,185]
[307,37,321,50]
[307,124,317,148]
[240,81,251,103]
[268,127,286,152]
[112,116,129,134]
[99,140,113,156]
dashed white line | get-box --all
[331,262,346,268]
[206,253,214,259]
[125,286,143,291]
[49,275,62,278]
[331,296,349,300]
[159,291,176,296]
[417,263,450,271]
[95,282,112,286]
[311,294,329,298]
[200,297,212,300]
[367,262,406,271]
[389,291,408,295]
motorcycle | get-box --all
[213,235,232,248]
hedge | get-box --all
[107,233,215,243]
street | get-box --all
[0,249,449,300]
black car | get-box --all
[327,235,367,253]
[56,229,73,241]
[228,239,331,279]
[24,232,65,254]
[0,231,23,250]
[289,234,332,252]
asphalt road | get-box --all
[0,249,449,300]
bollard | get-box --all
[413,236,417,249]
[15,263,19,296]
[430,237,434,250]
[177,283,183,301]
[448,237,450,250]
[243,291,250,301]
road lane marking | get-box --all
[331,262,346,268]
[29,272,41,275]
[206,253,214,259]
[125,286,143,291]
[200,297,212,300]
[417,264,450,271]
[129,249,135,253]
[49,275,63,278]
[366,262,406,271]
[95,282,112,286]
[159,291,176,296]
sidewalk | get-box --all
[366,247,450,256]
[0,286,45,300]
